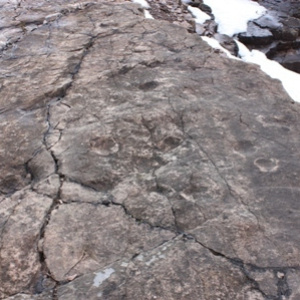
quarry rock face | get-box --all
[1,1,300,299]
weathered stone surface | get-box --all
[0,109,46,193]
[57,237,264,300]
[32,174,61,199]
[1,1,300,299]
[248,270,278,298]
[60,181,106,204]
[112,176,175,228]
[3,293,52,300]
[0,190,52,298]
[43,203,174,282]
[286,270,300,300]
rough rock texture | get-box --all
[1,1,300,299]
[57,237,265,300]
[0,191,53,297]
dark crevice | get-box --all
[166,96,275,259]
[186,235,288,300]
[34,97,65,296]
[193,234,299,299]
[276,271,291,299]
[110,200,176,234]
[52,285,58,300]
[23,144,48,184]
[24,159,34,183]
[34,174,63,296]
[43,104,52,149]
[49,151,60,175]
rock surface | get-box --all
[183,0,300,73]
[1,1,300,299]
[244,0,300,73]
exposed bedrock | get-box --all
[1,1,300,299]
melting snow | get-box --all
[144,10,154,19]
[132,0,150,9]
[195,1,300,103]
[201,36,237,59]
[202,0,266,36]
[188,6,211,24]
[236,41,300,103]
[132,0,153,20]
[131,0,300,103]
[201,36,300,103]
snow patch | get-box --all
[203,0,266,36]
[236,40,300,103]
[202,37,300,103]
[144,10,154,19]
[201,36,237,59]
[188,6,211,24]
[93,268,115,287]
[131,0,153,20]
[132,0,150,9]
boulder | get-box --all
[238,22,273,45]
[1,1,300,299]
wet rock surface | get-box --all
[1,1,300,299]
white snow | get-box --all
[236,41,300,102]
[188,6,211,24]
[131,0,153,19]
[198,1,300,103]
[203,0,266,36]
[93,268,115,287]
[131,0,300,103]
[132,0,150,9]
[201,36,237,59]
[202,36,300,102]
[144,10,154,19]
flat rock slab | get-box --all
[1,1,300,299]
[43,203,174,282]
[57,237,265,300]
[0,191,52,297]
